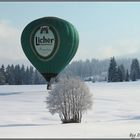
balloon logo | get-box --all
[21,17,79,89]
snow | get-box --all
[0,82,140,138]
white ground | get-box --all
[0,81,140,138]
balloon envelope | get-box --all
[21,17,79,82]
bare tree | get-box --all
[46,77,93,123]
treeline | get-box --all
[63,59,110,78]
[0,57,139,85]
[0,64,46,85]
[63,57,140,82]
[108,57,140,82]
[62,58,132,79]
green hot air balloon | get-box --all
[21,17,79,89]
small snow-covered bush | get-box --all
[46,77,93,123]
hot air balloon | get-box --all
[21,17,79,89]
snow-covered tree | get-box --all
[117,64,125,82]
[108,57,118,82]
[46,77,93,123]
[130,59,140,81]
[14,64,21,85]
[29,66,34,84]
[5,65,14,85]
[0,65,6,84]
[0,70,6,85]
[20,65,26,84]
[125,69,129,81]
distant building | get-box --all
[84,72,107,82]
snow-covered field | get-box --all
[0,81,140,138]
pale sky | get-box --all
[1,2,140,66]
